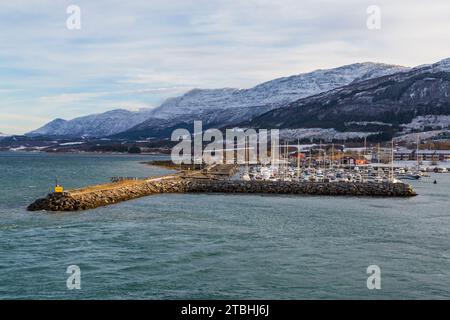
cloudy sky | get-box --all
[1,0,449,134]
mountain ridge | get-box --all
[242,59,450,141]
[26,108,154,138]
[116,62,409,139]
[26,59,450,141]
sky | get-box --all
[1,0,449,134]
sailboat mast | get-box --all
[309,149,312,168]
[285,141,288,179]
[331,143,334,169]
[364,136,367,158]
[284,141,286,179]
[416,133,420,168]
[377,143,380,164]
[245,136,248,172]
[375,142,379,177]
[319,140,322,171]
[391,139,394,181]
[297,138,300,179]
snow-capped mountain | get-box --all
[412,57,450,73]
[0,132,10,139]
[401,115,450,133]
[148,62,408,121]
[245,58,450,141]
[27,119,67,136]
[29,62,407,139]
[434,58,450,71]
[118,62,408,139]
[26,109,154,137]
[29,63,409,139]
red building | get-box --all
[289,152,305,159]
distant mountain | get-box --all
[26,109,154,138]
[27,118,67,136]
[28,58,450,143]
[28,62,407,139]
[244,58,450,141]
[117,62,408,139]
[151,62,407,120]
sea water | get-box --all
[0,151,449,299]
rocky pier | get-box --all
[187,180,417,197]
[27,175,417,212]
[27,176,189,212]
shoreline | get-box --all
[1,150,449,169]
[0,149,169,156]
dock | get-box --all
[204,164,239,176]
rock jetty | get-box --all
[27,176,189,212]
[27,177,417,212]
[187,180,417,197]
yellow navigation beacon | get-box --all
[54,179,64,193]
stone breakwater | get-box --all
[27,178,416,212]
[187,180,417,197]
[27,176,190,212]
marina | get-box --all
[26,142,450,212]
[238,163,443,183]
[237,139,449,184]
[27,160,422,212]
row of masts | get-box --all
[242,135,424,183]
[205,132,424,168]
[240,133,424,167]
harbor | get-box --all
[26,141,450,212]
[27,158,420,212]
[26,137,450,212]
[235,138,449,184]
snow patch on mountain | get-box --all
[394,130,449,143]
[345,121,392,127]
[27,119,67,136]
[401,115,450,132]
[149,62,409,122]
[412,57,450,73]
[349,63,408,83]
[280,128,379,142]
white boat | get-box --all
[241,172,251,181]
[316,170,324,181]
[373,176,384,183]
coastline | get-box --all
[0,149,170,156]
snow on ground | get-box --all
[280,128,378,141]
[58,141,85,146]
[345,121,392,127]
[401,115,450,132]
[394,130,449,143]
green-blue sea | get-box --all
[0,151,449,299]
